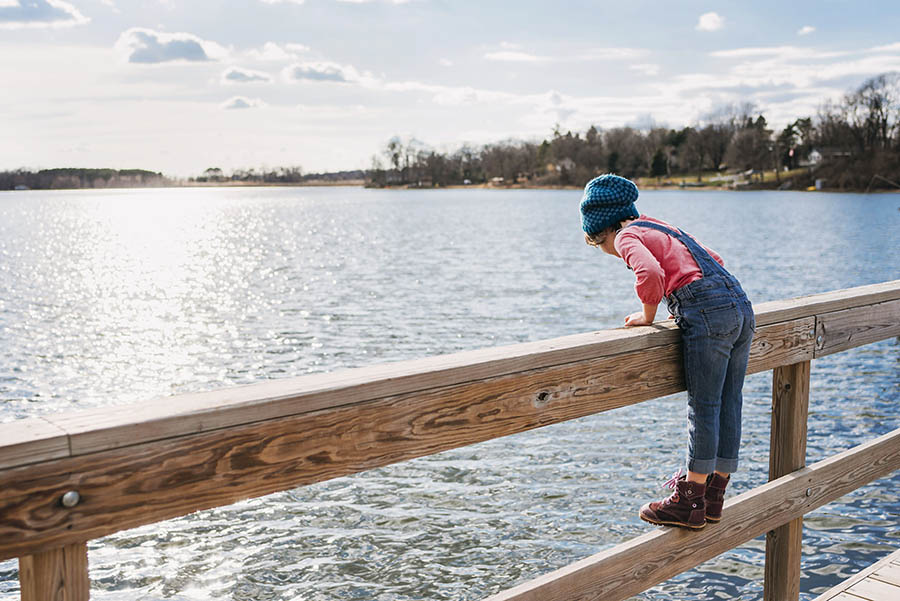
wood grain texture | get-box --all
[3,278,894,469]
[0,315,815,472]
[753,280,900,327]
[814,299,900,358]
[19,542,89,601]
[748,318,816,374]
[0,320,822,559]
[0,281,892,472]
[873,561,900,586]
[0,418,69,470]
[482,427,900,601]
[765,361,811,601]
[46,324,681,456]
[0,341,679,560]
[813,549,900,601]
[845,578,900,600]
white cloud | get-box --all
[115,28,228,64]
[295,103,373,118]
[221,96,265,109]
[381,80,515,105]
[630,63,661,76]
[336,0,413,4]
[0,0,89,29]
[797,25,815,36]
[246,41,309,62]
[665,41,900,127]
[696,12,724,32]
[575,47,648,60]
[484,50,546,62]
[259,0,305,4]
[871,42,900,53]
[532,90,577,122]
[222,66,272,83]
[431,86,487,105]
[485,45,646,63]
[710,46,849,60]
[283,61,373,84]
[439,58,453,67]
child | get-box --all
[580,174,754,529]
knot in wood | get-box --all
[534,391,552,408]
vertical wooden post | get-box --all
[19,543,90,601]
[764,360,811,601]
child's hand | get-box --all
[624,312,652,327]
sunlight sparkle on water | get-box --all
[73,191,235,401]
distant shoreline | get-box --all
[6,183,898,193]
[6,180,899,194]
[181,179,367,188]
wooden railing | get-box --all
[2,280,899,601]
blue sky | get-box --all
[2,0,899,176]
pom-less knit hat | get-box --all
[580,174,640,235]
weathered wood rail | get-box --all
[812,548,900,601]
[2,280,899,600]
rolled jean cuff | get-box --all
[716,457,739,473]
[687,456,718,474]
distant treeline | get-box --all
[367,72,900,191]
[0,168,168,190]
[190,166,364,184]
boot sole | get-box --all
[639,513,706,530]
[706,515,722,523]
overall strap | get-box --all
[625,220,724,278]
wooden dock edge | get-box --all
[812,548,900,601]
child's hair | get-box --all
[584,218,634,246]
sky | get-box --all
[2,0,900,177]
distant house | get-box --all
[14,185,28,191]
[555,158,576,173]
[490,176,505,185]
[804,147,851,167]
[804,149,823,166]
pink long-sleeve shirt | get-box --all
[614,215,725,306]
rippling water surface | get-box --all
[1,187,898,600]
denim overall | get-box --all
[627,221,755,474]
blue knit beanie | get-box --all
[580,174,640,235]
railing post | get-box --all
[764,360,811,601]
[19,543,90,601]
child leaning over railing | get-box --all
[580,174,755,529]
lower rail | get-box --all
[485,427,900,601]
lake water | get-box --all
[0,187,898,600]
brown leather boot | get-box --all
[639,474,706,530]
[705,472,730,522]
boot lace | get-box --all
[661,468,684,505]
[664,468,684,490]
